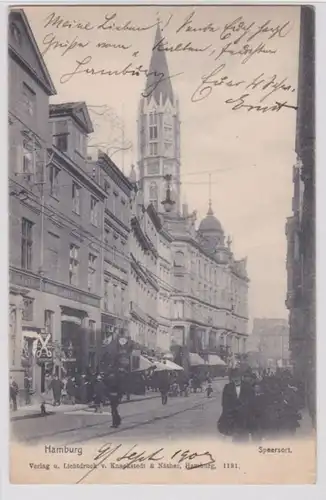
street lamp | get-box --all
[161,174,175,213]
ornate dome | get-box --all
[198,202,224,234]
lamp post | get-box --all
[161,174,175,213]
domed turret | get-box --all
[198,201,224,235]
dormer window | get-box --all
[74,128,86,157]
[53,120,69,153]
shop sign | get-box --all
[35,333,53,363]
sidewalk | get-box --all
[10,378,226,422]
[10,391,161,421]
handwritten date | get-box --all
[94,442,216,470]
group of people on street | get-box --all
[156,372,214,405]
[218,367,303,442]
[43,371,124,428]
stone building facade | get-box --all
[286,6,315,426]
[9,8,57,392]
[88,150,133,367]
[128,183,173,353]
[248,318,290,370]
[135,22,250,368]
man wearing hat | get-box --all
[218,367,255,442]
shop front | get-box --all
[60,307,89,377]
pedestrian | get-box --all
[250,380,267,441]
[49,374,63,406]
[79,374,88,404]
[9,376,18,411]
[44,372,52,394]
[66,376,76,405]
[93,374,105,413]
[24,372,31,405]
[106,372,122,428]
[218,368,255,442]
[206,382,213,398]
[158,374,170,405]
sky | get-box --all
[24,4,301,323]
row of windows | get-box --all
[48,166,100,225]
[21,218,99,292]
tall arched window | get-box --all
[149,111,158,156]
[149,182,158,210]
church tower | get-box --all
[138,22,181,214]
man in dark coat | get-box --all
[49,375,63,406]
[106,372,122,428]
[158,373,170,405]
[218,368,255,442]
[24,373,32,405]
[93,375,106,412]
[66,377,76,405]
[10,376,19,411]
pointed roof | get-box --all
[145,22,174,105]
[49,102,94,134]
[9,9,56,96]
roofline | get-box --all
[97,150,133,192]
[49,146,107,200]
[9,9,57,95]
[49,102,94,134]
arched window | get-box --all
[149,182,158,210]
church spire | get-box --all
[207,174,214,215]
[144,21,174,105]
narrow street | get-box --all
[11,380,225,446]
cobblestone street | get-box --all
[11,380,225,446]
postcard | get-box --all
[8,3,316,484]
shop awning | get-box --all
[133,355,156,372]
[154,360,183,372]
[189,353,206,366]
[206,354,226,366]
[61,315,82,325]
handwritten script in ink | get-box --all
[76,442,216,483]
[40,9,298,113]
